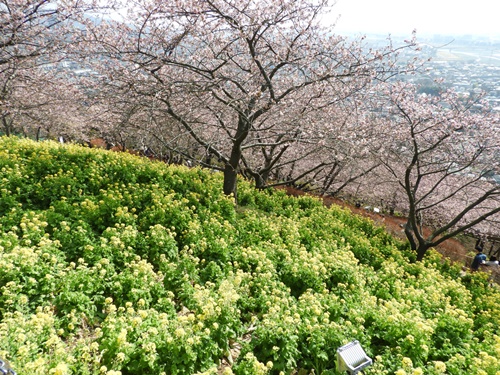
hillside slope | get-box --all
[281,187,500,284]
[0,137,499,375]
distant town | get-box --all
[365,33,500,111]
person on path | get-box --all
[471,246,487,271]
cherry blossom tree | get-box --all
[0,0,113,138]
[85,0,418,197]
[1,0,59,134]
[1,0,64,66]
[0,56,96,141]
[369,81,500,261]
[274,90,388,196]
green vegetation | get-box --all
[0,137,499,375]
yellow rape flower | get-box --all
[402,357,413,369]
[434,361,446,374]
[51,363,69,375]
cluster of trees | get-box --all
[1,0,499,260]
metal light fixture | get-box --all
[0,358,16,375]
[336,340,373,375]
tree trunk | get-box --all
[223,138,241,197]
[404,220,432,262]
[223,162,239,197]
[404,220,417,251]
[254,173,266,190]
[416,243,431,262]
[2,117,12,136]
[223,115,250,198]
[403,220,427,261]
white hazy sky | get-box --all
[327,0,499,37]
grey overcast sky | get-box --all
[326,0,499,37]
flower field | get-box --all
[0,137,499,375]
